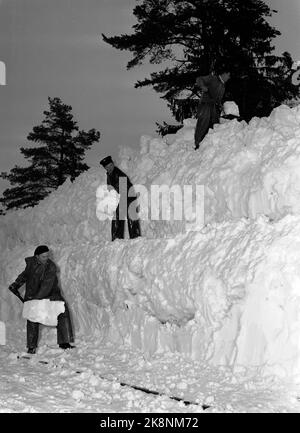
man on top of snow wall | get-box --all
[194,65,231,150]
[100,156,141,241]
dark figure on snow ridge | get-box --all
[194,67,231,150]
[100,156,141,241]
[8,245,75,354]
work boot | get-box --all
[27,347,36,354]
[59,343,75,350]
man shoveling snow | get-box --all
[8,245,75,354]
[194,65,231,150]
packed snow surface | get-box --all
[1,328,300,413]
[1,104,300,411]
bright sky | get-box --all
[0,0,300,196]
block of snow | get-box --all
[0,321,6,345]
[223,101,240,117]
[292,60,300,70]
[22,300,65,326]
[96,184,120,221]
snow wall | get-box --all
[1,104,300,380]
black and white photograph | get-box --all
[1,0,300,415]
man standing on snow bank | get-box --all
[100,156,141,241]
[8,245,75,354]
[194,66,231,150]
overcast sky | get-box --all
[0,0,300,196]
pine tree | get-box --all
[0,97,100,211]
[102,0,299,128]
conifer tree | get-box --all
[102,0,299,128]
[0,97,100,211]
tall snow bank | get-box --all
[120,104,300,237]
[0,169,111,250]
[3,215,300,378]
[2,105,300,380]
[67,215,300,379]
[1,105,300,246]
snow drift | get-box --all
[1,104,300,380]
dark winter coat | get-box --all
[194,74,226,148]
[107,166,136,199]
[9,256,63,302]
[197,74,226,106]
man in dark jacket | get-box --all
[100,156,141,241]
[194,67,231,150]
[8,245,74,354]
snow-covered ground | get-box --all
[1,325,300,413]
[2,105,300,413]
